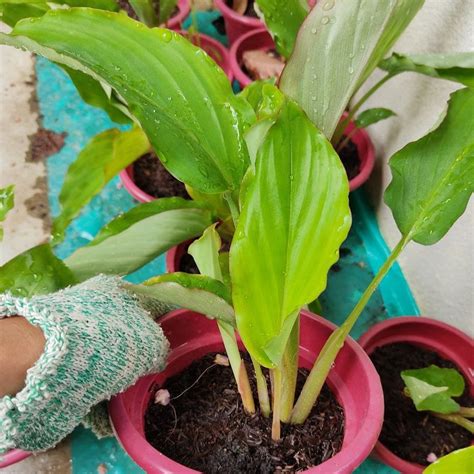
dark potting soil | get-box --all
[179,253,200,274]
[132,152,189,199]
[226,0,259,17]
[145,353,344,473]
[338,139,360,181]
[370,342,474,466]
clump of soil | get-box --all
[145,353,344,473]
[338,139,360,181]
[370,342,473,466]
[242,48,285,81]
[28,128,67,162]
[226,0,258,17]
[132,152,189,199]
[179,253,199,274]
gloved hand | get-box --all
[0,275,172,454]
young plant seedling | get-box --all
[402,365,474,434]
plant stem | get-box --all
[290,234,410,424]
[218,321,256,414]
[271,366,282,441]
[336,128,358,154]
[251,356,271,417]
[434,413,474,434]
[458,406,474,418]
[224,192,240,227]
[280,317,299,423]
[332,73,394,146]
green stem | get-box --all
[434,413,474,434]
[218,321,256,414]
[224,192,240,228]
[332,73,394,146]
[271,366,282,441]
[458,406,474,418]
[336,127,358,154]
[280,317,299,423]
[251,356,271,417]
[290,235,410,424]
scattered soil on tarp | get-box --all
[145,353,344,473]
[371,342,473,466]
[226,0,258,17]
[27,128,67,162]
[132,152,189,199]
[338,139,360,181]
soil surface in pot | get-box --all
[145,353,344,473]
[371,342,473,466]
[338,140,360,181]
[132,152,189,199]
[226,0,258,17]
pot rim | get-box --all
[359,315,474,474]
[110,309,384,473]
[166,0,191,30]
[214,0,264,28]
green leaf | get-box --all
[255,0,308,58]
[128,0,158,27]
[385,87,474,245]
[0,2,50,27]
[188,224,223,281]
[52,126,150,244]
[1,9,252,193]
[130,272,235,325]
[64,67,132,124]
[65,198,214,280]
[157,0,178,23]
[0,185,14,241]
[279,0,423,139]
[230,100,351,367]
[0,244,76,297]
[379,52,474,88]
[402,365,465,414]
[423,446,474,474]
[355,107,396,129]
[57,0,118,10]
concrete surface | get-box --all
[360,0,474,335]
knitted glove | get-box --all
[0,275,172,454]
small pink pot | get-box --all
[214,0,264,45]
[120,165,154,203]
[359,316,474,474]
[110,309,384,473]
[165,0,191,30]
[230,28,275,88]
[0,449,31,468]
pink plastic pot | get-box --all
[165,0,191,30]
[0,449,31,468]
[110,309,384,473]
[215,0,264,45]
[230,28,275,88]
[120,165,154,203]
[359,316,474,474]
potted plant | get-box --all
[359,317,474,473]
[0,1,472,471]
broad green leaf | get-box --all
[255,0,308,58]
[64,67,131,124]
[1,9,252,193]
[0,2,50,26]
[402,365,465,414]
[185,186,230,222]
[279,0,423,139]
[0,244,76,297]
[230,100,351,367]
[158,0,178,23]
[0,185,14,241]
[385,88,474,245]
[355,107,396,129]
[52,126,150,244]
[130,272,235,325]
[423,447,474,474]
[379,52,474,88]
[188,224,223,281]
[57,0,118,9]
[65,198,214,280]
[128,0,158,27]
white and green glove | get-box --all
[0,275,172,454]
